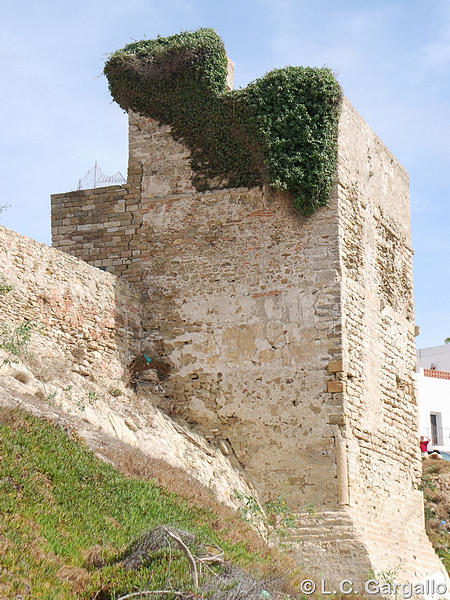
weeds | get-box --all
[76,391,100,412]
[0,319,37,367]
[0,280,37,367]
[422,460,450,573]
[46,391,57,403]
[233,490,295,548]
[76,399,86,412]
[305,503,316,516]
[88,391,99,404]
[419,472,437,492]
[0,279,13,295]
[424,505,436,521]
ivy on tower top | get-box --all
[104,28,342,215]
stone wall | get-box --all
[49,95,449,587]
[51,183,144,286]
[140,186,343,508]
[336,100,442,583]
[0,225,255,509]
[0,225,141,381]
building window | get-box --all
[430,412,443,446]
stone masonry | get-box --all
[51,70,449,588]
[0,226,256,510]
[0,225,141,381]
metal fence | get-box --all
[76,161,126,190]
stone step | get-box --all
[292,523,355,533]
[295,518,354,528]
[288,531,358,542]
[295,516,355,528]
[289,512,358,542]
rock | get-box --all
[140,369,159,383]
[219,439,231,456]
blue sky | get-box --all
[1,0,449,347]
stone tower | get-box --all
[51,63,448,588]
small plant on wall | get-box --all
[0,279,13,296]
[0,319,37,367]
[0,283,37,368]
[104,28,342,216]
[233,489,295,547]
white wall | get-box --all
[417,368,450,451]
[417,344,450,371]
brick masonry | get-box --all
[50,96,449,587]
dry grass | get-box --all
[34,389,46,401]
[82,544,111,569]
[13,370,31,384]
[99,439,304,593]
[422,459,450,572]
[56,565,91,594]
[30,355,68,383]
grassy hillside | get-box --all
[2,407,448,599]
[422,459,450,573]
[0,408,297,599]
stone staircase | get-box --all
[288,510,360,543]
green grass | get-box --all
[0,409,274,599]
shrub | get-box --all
[233,489,295,547]
[104,28,342,216]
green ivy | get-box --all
[104,28,342,215]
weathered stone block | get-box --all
[327,381,344,393]
[328,359,343,373]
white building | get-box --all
[417,344,450,453]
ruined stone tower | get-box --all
[51,59,448,588]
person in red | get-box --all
[420,436,430,455]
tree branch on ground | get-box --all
[164,528,199,591]
[116,591,187,599]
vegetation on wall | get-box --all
[104,28,342,215]
[0,282,37,367]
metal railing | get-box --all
[76,161,125,191]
